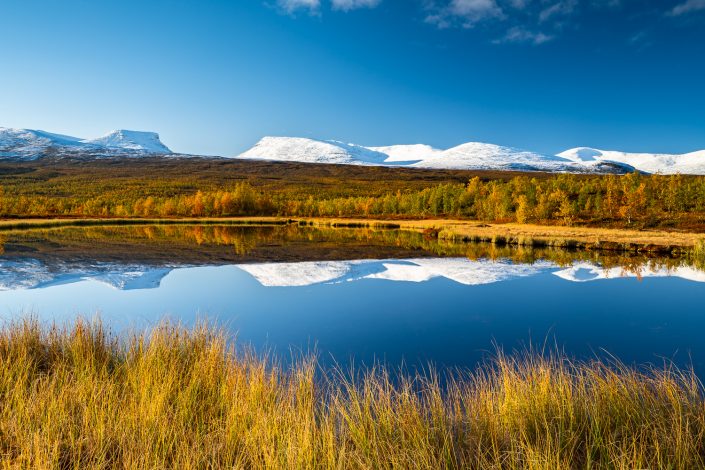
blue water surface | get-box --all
[1,261,703,374]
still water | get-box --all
[0,224,703,373]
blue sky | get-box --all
[1,0,703,156]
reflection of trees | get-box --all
[1,225,700,275]
[691,240,705,272]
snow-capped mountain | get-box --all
[0,127,173,159]
[0,128,83,159]
[235,136,633,174]
[82,130,171,154]
[237,136,389,165]
[408,142,601,172]
[3,127,703,175]
[558,147,705,175]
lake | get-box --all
[1,224,704,373]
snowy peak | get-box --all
[235,136,705,174]
[4,126,703,175]
[558,147,705,175]
[83,130,171,153]
[235,137,550,168]
[234,137,628,174]
[237,136,388,165]
[412,141,572,171]
[0,127,173,159]
[0,127,83,158]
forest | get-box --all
[1,159,705,231]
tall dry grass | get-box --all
[0,319,704,469]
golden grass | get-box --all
[316,218,705,249]
[1,319,704,469]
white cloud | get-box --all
[331,0,381,11]
[628,30,647,44]
[426,0,504,28]
[450,0,503,19]
[277,0,321,14]
[270,0,645,49]
[670,0,705,15]
[596,0,621,7]
[627,30,653,50]
[508,0,531,9]
[539,0,578,23]
[493,26,553,44]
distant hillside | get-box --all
[3,126,704,175]
[0,127,173,159]
[234,136,635,174]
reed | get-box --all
[1,319,703,469]
[691,238,705,270]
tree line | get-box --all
[1,172,705,228]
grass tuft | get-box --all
[1,319,704,468]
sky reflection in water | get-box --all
[1,253,704,374]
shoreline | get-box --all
[0,216,703,252]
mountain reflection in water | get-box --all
[0,257,703,292]
[0,223,701,291]
[1,224,704,373]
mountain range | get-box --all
[236,136,705,175]
[236,136,628,173]
[0,128,172,159]
[1,127,704,175]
